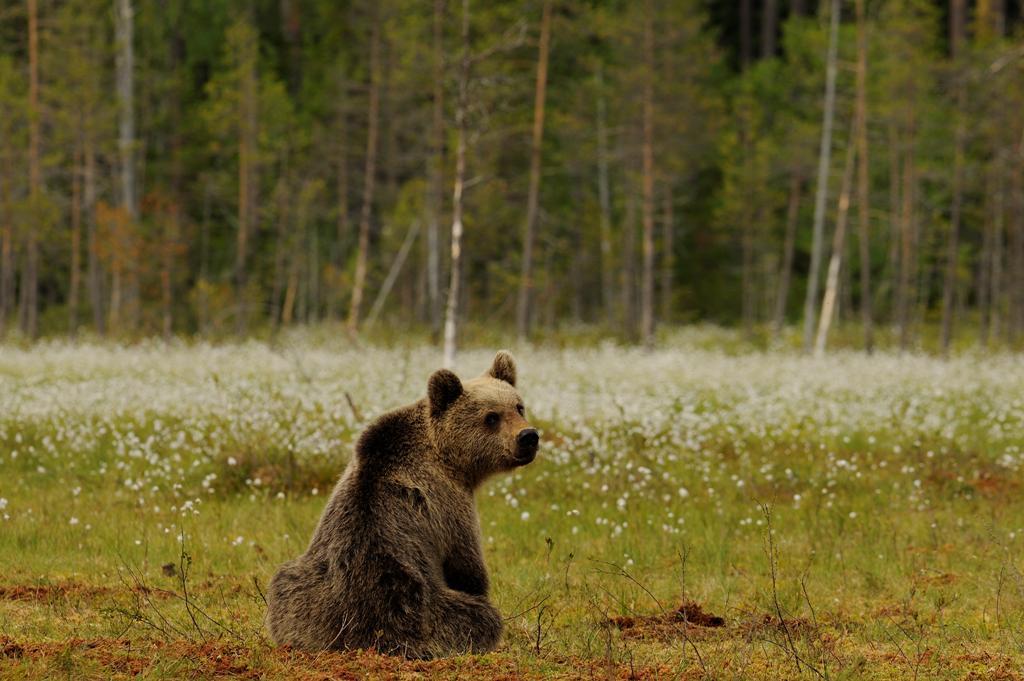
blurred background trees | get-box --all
[0,0,1022,352]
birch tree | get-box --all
[814,122,856,356]
[442,0,470,369]
[802,0,840,353]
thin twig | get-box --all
[760,503,826,679]
[345,391,362,422]
[253,575,268,607]
[114,558,189,640]
[177,527,206,642]
[504,593,550,622]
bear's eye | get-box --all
[516,404,525,417]
[484,412,500,427]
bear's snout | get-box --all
[515,428,539,464]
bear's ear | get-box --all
[487,350,517,387]
[428,369,464,416]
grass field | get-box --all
[1,329,1023,679]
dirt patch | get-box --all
[0,636,132,662]
[0,635,673,680]
[608,600,725,641]
[875,648,935,666]
[971,471,1021,501]
[0,582,173,603]
[906,543,956,555]
[737,613,816,638]
[916,572,959,587]
[677,601,726,627]
[0,638,25,659]
[964,668,1023,681]
[0,636,250,678]
[956,651,1024,681]
[957,651,1004,665]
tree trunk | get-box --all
[116,0,138,333]
[161,208,177,339]
[802,0,840,352]
[568,167,586,322]
[109,231,123,333]
[596,63,614,322]
[334,73,349,319]
[660,187,674,323]
[236,22,258,335]
[85,138,103,335]
[23,0,40,339]
[761,0,778,58]
[814,123,857,356]
[270,178,291,326]
[883,121,900,320]
[197,183,211,334]
[640,0,656,348]
[840,239,854,321]
[982,0,1005,38]
[427,0,445,338]
[896,136,916,351]
[741,191,755,335]
[295,180,315,323]
[367,221,421,329]
[442,0,470,369]
[0,136,12,335]
[516,0,552,340]
[163,28,185,340]
[989,163,1005,342]
[773,172,802,334]
[306,190,320,323]
[347,13,381,334]
[280,0,302,95]
[621,194,637,338]
[117,0,137,220]
[854,0,873,353]
[940,0,966,355]
[69,139,82,335]
[381,35,397,205]
[978,171,993,346]
[1011,137,1024,342]
[739,0,752,69]
[282,242,299,326]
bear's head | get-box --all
[427,350,539,487]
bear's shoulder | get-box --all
[353,400,430,479]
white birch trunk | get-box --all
[443,0,470,370]
[802,0,840,352]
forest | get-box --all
[0,0,1023,352]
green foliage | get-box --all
[0,0,1019,348]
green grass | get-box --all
[1,333,1022,679]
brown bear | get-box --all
[265,351,538,658]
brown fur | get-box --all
[266,351,538,658]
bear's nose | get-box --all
[517,428,539,449]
